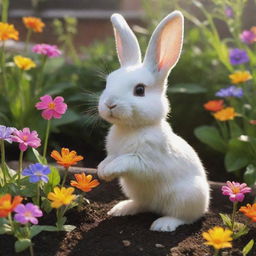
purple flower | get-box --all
[216,85,243,98]
[225,7,233,17]
[14,203,43,224]
[22,163,50,183]
[222,181,251,202]
[240,30,256,44]
[229,48,249,65]
[32,44,62,58]
[11,128,41,151]
[0,125,16,143]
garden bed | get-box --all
[1,177,255,256]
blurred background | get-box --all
[3,0,256,182]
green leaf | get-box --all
[62,225,76,232]
[0,219,12,234]
[219,213,232,229]
[244,165,256,187]
[19,178,37,197]
[43,165,60,195]
[48,166,60,187]
[15,239,31,253]
[30,225,58,238]
[233,224,249,239]
[225,151,251,172]
[168,83,207,94]
[41,197,52,213]
[243,239,254,256]
[194,126,226,153]
[32,148,45,164]
[224,138,253,172]
[229,121,243,138]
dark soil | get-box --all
[1,180,256,256]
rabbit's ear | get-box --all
[143,11,184,79]
[111,13,141,67]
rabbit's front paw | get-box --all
[150,217,186,232]
[97,161,117,181]
[108,200,143,216]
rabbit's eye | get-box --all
[134,84,145,97]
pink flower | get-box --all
[32,43,61,58]
[240,30,256,44]
[14,203,43,224]
[35,95,67,120]
[12,128,41,151]
[222,181,251,202]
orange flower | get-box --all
[51,148,84,168]
[0,194,23,217]
[239,203,256,222]
[213,107,237,121]
[204,100,224,112]
[0,22,19,41]
[22,17,45,33]
[71,173,100,192]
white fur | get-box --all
[97,11,210,232]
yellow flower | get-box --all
[203,226,233,250]
[47,187,76,208]
[0,22,19,41]
[22,17,45,33]
[13,55,36,70]
[213,107,237,121]
[229,70,252,84]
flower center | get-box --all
[0,201,11,210]
[22,135,28,141]
[24,211,32,217]
[35,171,43,176]
[48,102,56,110]
[214,238,222,245]
[232,187,240,194]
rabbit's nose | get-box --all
[106,103,117,110]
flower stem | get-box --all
[56,208,63,230]
[1,42,8,95]
[43,120,51,162]
[29,244,34,256]
[0,140,7,184]
[1,0,9,22]
[18,150,24,186]
[61,168,68,187]
[213,249,219,256]
[8,213,14,232]
[36,182,40,206]
[34,55,47,96]
[231,201,238,232]
[24,29,32,53]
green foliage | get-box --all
[194,126,227,153]
[243,239,254,256]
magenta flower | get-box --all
[240,30,256,44]
[222,181,251,202]
[32,44,61,58]
[35,95,67,120]
[12,128,41,151]
[225,7,233,18]
[14,203,43,224]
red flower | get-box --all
[204,100,224,112]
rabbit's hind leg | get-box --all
[107,199,145,216]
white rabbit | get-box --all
[97,11,210,232]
